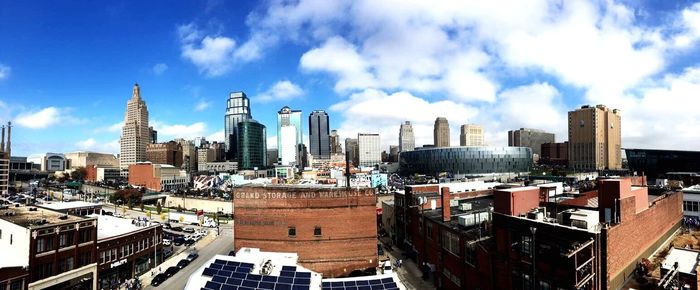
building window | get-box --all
[36,237,54,253]
[59,232,74,247]
[314,227,322,236]
[521,235,532,255]
[58,257,74,272]
[426,223,433,240]
[441,230,459,256]
[37,263,53,280]
[288,227,296,237]
[465,243,477,266]
[10,280,22,290]
[79,228,92,243]
[442,268,461,287]
[100,251,105,264]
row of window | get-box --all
[684,200,700,212]
[287,226,322,237]
[99,235,159,264]
[36,228,93,254]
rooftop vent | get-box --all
[59,215,68,220]
[28,207,37,211]
[459,203,472,211]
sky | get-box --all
[1,0,700,157]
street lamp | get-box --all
[530,226,537,289]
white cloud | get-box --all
[152,63,168,75]
[255,80,304,102]
[206,130,225,142]
[153,121,208,140]
[195,99,211,111]
[181,36,237,77]
[75,138,120,154]
[0,64,10,80]
[16,107,62,129]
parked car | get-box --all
[183,238,195,246]
[183,227,195,233]
[164,266,180,277]
[198,229,208,235]
[381,260,393,274]
[186,252,199,262]
[151,274,168,286]
[163,223,172,229]
[176,259,190,269]
[174,236,185,246]
[171,226,183,232]
[163,239,171,246]
[163,248,173,258]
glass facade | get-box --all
[309,110,330,159]
[399,146,532,176]
[225,92,252,160]
[625,149,700,179]
[237,120,267,170]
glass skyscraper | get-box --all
[308,110,330,159]
[225,92,251,160]
[277,106,302,163]
[237,120,267,170]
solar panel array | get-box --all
[200,260,312,290]
[321,277,399,290]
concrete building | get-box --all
[507,128,554,158]
[433,117,450,148]
[329,130,342,154]
[146,141,183,168]
[128,162,189,192]
[198,161,238,173]
[309,110,330,160]
[149,126,157,144]
[64,151,119,169]
[568,104,622,170]
[174,138,197,174]
[277,106,302,165]
[460,124,484,146]
[266,149,278,167]
[296,143,309,169]
[120,84,151,174]
[0,206,99,290]
[0,122,10,195]
[358,133,381,168]
[85,165,121,182]
[28,153,66,172]
[541,142,569,166]
[225,92,252,161]
[399,121,415,152]
[237,120,267,170]
[389,145,399,162]
[345,138,359,167]
[233,185,378,276]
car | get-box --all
[176,259,190,269]
[171,226,183,232]
[183,227,195,233]
[183,238,195,246]
[198,229,208,235]
[381,260,393,274]
[186,252,199,262]
[162,239,171,246]
[164,266,180,277]
[163,248,173,258]
[174,236,185,246]
[163,223,172,229]
[151,274,168,286]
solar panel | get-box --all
[291,285,309,290]
[226,277,242,286]
[205,281,222,290]
[227,261,241,267]
[278,277,294,284]
[202,268,217,277]
[241,280,258,288]
[220,284,237,290]
[247,274,262,281]
[330,282,343,287]
[322,282,331,288]
[215,259,228,264]
[281,266,296,271]
[240,262,254,268]
[258,281,275,289]
[274,284,292,290]
[370,285,383,290]
[384,282,397,288]
[212,275,227,283]
[223,265,236,272]
[356,280,369,286]
[280,271,295,277]
[231,272,247,279]
[296,272,311,279]
[210,264,223,270]
[294,278,310,285]
[357,285,371,290]
[262,275,277,282]
[237,267,253,273]
[369,279,382,285]
[218,270,232,277]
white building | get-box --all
[120,84,151,173]
[399,121,415,152]
[64,151,119,169]
[460,124,485,146]
[279,125,297,166]
[28,153,66,172]
[198,161,238,172]
[682,185,700,217]
[358,133,381,167]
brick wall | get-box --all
[127,164,160,191]
[86,165,97,182]
[233,186,377,277]
[494,187,540,216]
[605,191,683,289]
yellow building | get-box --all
[568,104,621,170]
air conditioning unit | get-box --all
[527,210,544,221]
[459,203,472,211]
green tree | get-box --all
[177,204,183,212]
[70,167,88,181]
[156,202,162,214]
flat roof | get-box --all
[496,186,539,192]
[662,248,700,275]
[0,206,89,228]
[38,201,102,210]
[87,214,158,240]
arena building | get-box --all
[398,146,532,177]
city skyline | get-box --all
[2,1,700,157]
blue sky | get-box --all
[1,0,700,157]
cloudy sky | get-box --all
[1,0,700,157]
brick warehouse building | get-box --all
[404,178,682,290]
[233,185,377,277]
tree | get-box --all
[177,204,183,212]
[156,202,162,214]
[139,202,145,211]
[70,167,88,181]
[128,199,134,210]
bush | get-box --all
[156,203,162,214]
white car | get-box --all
[198,229,208,235]
[381,261,393,274]
[162,239,171,246]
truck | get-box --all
[169,212,202,225]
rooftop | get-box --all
[86,214,159,240]
[0,206,89,228]
[424,196,493,231]
[662,248,700,275]
[38,201,102,210]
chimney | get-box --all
[441,187,451,222]
[5,122,9,156]
[0,125,4,153]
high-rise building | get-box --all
[225,92,252,160]
[460,124,484,146]
[433,117,450,147]
[0,122,10,195]
[237,120,267,170]
[266,149,278,167]
[277,106,302,164]
[146,141,184,168]
[389,145,399,162]
[149,126,157,144]
[345,138,359,167]
[568,104,621,170]
[358,133,381,167]
[308,110,330,159]
[296,143,309,169]
[508,128,555,157]
[329,130,343,154]
[120,83,151,172]
[399,121,415,152]
[174,138,197,173]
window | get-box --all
[465,243,477,266]
[441,230,459,256]
[314,227,322,236]
[36,237,54,253]
[58,257,74,272]
[100,251,105,264]
[79,229,92,243]
[10,280,22,290]
[442,268,461,287]
[10,234,12,245]
[37,263,53,280]
[288,227,296,237]
[59,233,74,247]
[426,223,433,240]
[521,235,532,255]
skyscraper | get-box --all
[508,128,555,157]
[0,122,10,195]
[568,105,621,170]
[174,138,197,173]
[120,83,151,172]
[433,117,450,147]
[460,124,485,146]
[225,92,252,160]
[277,106,302,163]
[399,121,415,152]
[309,110,330,159]
[358,133,381,167]
[237,120,267,170]
[329,130,343,154]
[345,138,358,167]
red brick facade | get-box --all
[233,186,377,277]
[128,163,161,191]
[86,165,97,182]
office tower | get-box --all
[146,141,183,168]
[149,127,157,144]
[120,83,151,172]
[277,106,302,164]
[309,110,330,159]
[358,133,381,167]
[433,117,450,147]
[174,138,197,173]
[296,143,309,169]
[389,145,399,162]
[399,121,415,152]
[568,105,621,170]
[266,149,278,167]
[329,130,343,154]
[225,92,252,160]
[0,122,10,195]
[460,124,484,146]
[508,128,555,157]
[345,138,359,167]
[237,120,267,170]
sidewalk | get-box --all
[381,242,435,290]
